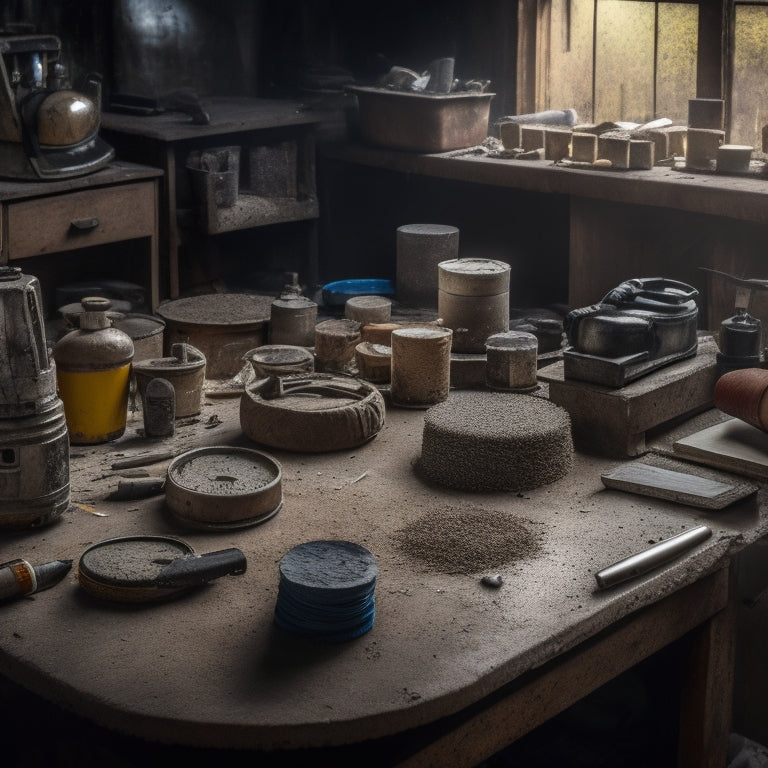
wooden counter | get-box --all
[0,386,765,766]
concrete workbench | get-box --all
[0,389,765,767]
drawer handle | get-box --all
[70,217,100,232]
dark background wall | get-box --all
[0,0,569,311]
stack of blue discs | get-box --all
[274,540,378,642]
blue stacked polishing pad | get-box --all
[274,540,377,642]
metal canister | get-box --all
[438,258,511,353]
[53,297,135,444]
[269,280,318,347]
[0,404,70,529]
[0,266,70,528]
[133,342,206,418]
[113,313,166,362]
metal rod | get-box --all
[595,525,712,590]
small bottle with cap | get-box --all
[53,297,135,444]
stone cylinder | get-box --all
[142,377,176,438]
[345,295,392,324]
[270,293,318,347]
[314,318,361,372]
[438,258,510,353]
[485,331,538,390]
[396,224,459,309]
[390,326,452,407]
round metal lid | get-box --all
[167,446,281,497]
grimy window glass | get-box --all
[731,4,768,148]
[535,0,698,125]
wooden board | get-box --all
[673,417,768,480]
[601,460,758,509]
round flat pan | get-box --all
[77,535,247,603]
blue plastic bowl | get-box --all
[321,279,395,306]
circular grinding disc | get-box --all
[417,391,574,491]
[274,540,378,642]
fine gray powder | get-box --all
[394,505,544,574]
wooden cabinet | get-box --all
[0,162,161,312]
[101,97,320,299]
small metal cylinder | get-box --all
[270,292,318,347]
[0,402,70,529]
[720,312,761,359]
[390,326,452,407]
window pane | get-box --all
[732,4,768,148]
[594,0,655,122]
[547,0,595,122]
[656,3,698,123]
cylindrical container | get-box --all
[0,401,70,529]
[438,258,511,353]
[390,326,452,407]
[0,266,59,418]
[113,313,166,363]
[133,343,207,418]
[355,341,392,383]
[720,312,761,359]
[314,318,361,372]
[714,368,768,432]
[165,446,283,529]
[485,331,539,391]
[244,345,315,379]
[362,322,403,346]
[345,295,392,325]
[396,224,460,308]
[142,378,175,438]
[53,297,134,444]
[157,294,271,379]
[269,287,318,346]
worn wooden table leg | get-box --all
[677,596,735,768]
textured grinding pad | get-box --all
[274,540,377,642]
[417,391,574,491]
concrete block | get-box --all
[659,125,687,158]
[716,144,753,174]
[597,135,630,169]
[538,336,718,458]
[648,130,669,162]
[499,121,522,150]
[571,132,598,163]
[544,128,572,161]
[686,128,725,170]
[688,98,725,130]
[629,140,654,170]
[521,125,546,151]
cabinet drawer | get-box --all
[6,181,156,259]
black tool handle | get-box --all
[155,548,247,588]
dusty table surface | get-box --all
[0,390,765,751]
